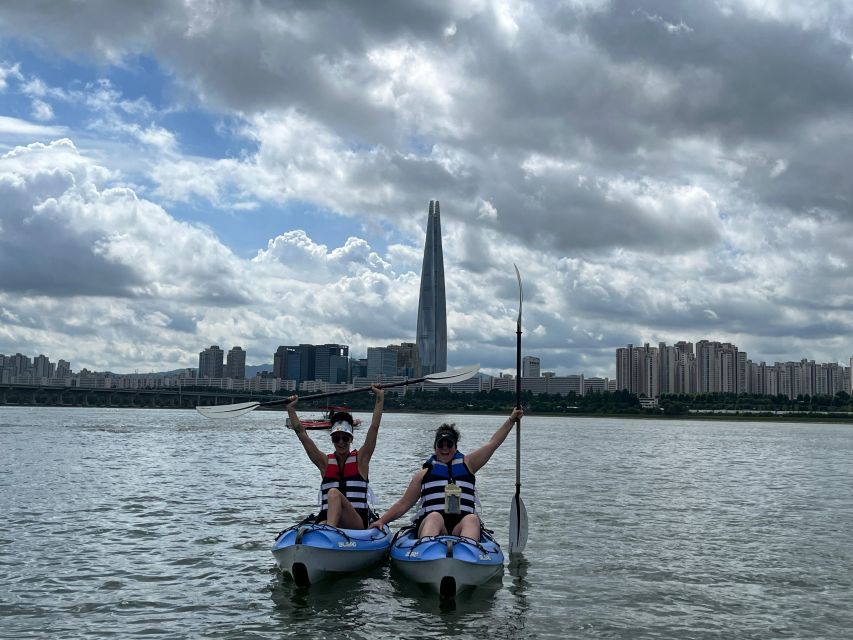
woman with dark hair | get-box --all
[286,385,384,529]
[370,408,522,539]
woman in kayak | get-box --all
[286,385,384,529]
[370,407,523,539]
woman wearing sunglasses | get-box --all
[370,407,522,539]
[286,385,384,529]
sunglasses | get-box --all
[331,434,352,444]
[435,437,456,449]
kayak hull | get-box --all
[272,522,391,586]
[389,528,504,597]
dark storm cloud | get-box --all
[581,1,853,139]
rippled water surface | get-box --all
[1,407,852,639]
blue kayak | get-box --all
[272,521,392,587]
[389,526,505,598]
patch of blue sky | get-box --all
[0,90,37,122]
[103,54,171,110]
[4,42,170,111]
[404,134,435,156]
[1,38,100,89]
[1,44,136,132]
[168,197,394,260]
[162,109,254,159]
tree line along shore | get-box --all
[4,386,852,422]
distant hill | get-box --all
[141,364,274,378]
[246,364,274,377]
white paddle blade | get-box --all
[509,495,529,555]
[195,401,261,419]
[425,364,480,385]
[514,263,523,322]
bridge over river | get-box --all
[0,383,290,411]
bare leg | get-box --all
[452,514,481,539]
[417,512,447,538]
[322,488,365,529]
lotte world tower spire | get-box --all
[416,200,447,376]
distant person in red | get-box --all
[370,407,522,538]
[285,385,384,529]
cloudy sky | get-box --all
[2,0,853,378]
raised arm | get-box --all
[370,468,427,529]
[464,408,523,474]
[356,385,384,476]
[286,396,328,473]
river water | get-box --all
[1,407,851,639]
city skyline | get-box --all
[5,336,851,388]
[2,3,853,378]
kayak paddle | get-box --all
[509,264,528,554]
[195,364,480,419]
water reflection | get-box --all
[389,565,504,614]
[4,409,853,640]
[269,563,395,635]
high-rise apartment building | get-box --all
[33,354,53,378]
[225,346,246,380]
[610,339,836,399]
[695,341,742,394]
[416,200,447,376]
[658,343,677,395]
[10,353,31,375]
[674,341,695,394]
[198,345,224,378]
[617,343,658,396]
[616,344,638,393]
[55,359,71,378]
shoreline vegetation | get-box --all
[3,387,852,423]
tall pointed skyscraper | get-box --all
[416,200,447,376]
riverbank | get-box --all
[7,403,852,423]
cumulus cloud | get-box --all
[0,138,249,303]
[1,1,853,374]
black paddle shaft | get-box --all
[514,264,523,492]
[251,367,478,409]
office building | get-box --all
[273,344,315,385]
[350,358,368,379]
[273,343,349,384]
[522,356,540,378]
[416,200,447,376]
[367,346,399,379]
[315,344,349,384]
[396,342,421,377]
